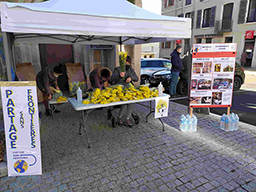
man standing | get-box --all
[170,45,183,97]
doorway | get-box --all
[39,44,74,92]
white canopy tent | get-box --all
[0,0,191,80]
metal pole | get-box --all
[2,32,12,81]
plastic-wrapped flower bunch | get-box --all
[69,81,87,97]
[82,84,158,105]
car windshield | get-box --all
[163,61,172,68]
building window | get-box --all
[202,8,211,27]
[225,37,233,43]
[206,38,212,43]
[222,3,233,31]
[202,7,216,28]
[168,0,174,6]
[247,0,256,22]
[196,38,202,44]
[238,0,248,24]
[185,11,194,29]
[185,0,191,5]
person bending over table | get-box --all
[89,67,112,90]
[111,56,139,127]
[36,64,63,116]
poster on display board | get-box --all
[155,96,169,118]
[190,43,237,108]
[0,81,42,176]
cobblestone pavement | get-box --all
[0,100,256,192]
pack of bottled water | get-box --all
[220,113,239,131]
[179,114,197,132]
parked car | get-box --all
[234,62,245,91]
[149,69,188,95]
[140,58,172,84]
[149,62,245,95]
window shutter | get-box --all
[210,6,216,27]
[238,0,247,24]
[191,11,195,28]
[196,9,202,29]
[162,42,164,49]
[164,0,167,8]
[168,41,171,48]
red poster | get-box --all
[245,30,254,39]
[190,43,237,108]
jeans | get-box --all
[170,72,179,95]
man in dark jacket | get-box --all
[89,67,112,90]
[36,64,63,116]
[170,45,183,97]
[111,56,138,127]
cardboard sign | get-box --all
[0,81,42,176]
[190,43,237,108]
[155,96,169,118]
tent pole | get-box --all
[187,38,192,114]
[2,32,13,81]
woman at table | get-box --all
[111,55,139,127]
[36,64,63,116]
[89,67,112,90]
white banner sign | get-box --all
[0,81,42,176]
[155,96,169,118]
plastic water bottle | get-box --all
[158,82,163,96]
[220,113,226,130]
[180,114,186,132]
[77,87,82,102]
[188,115,193,131]
[192,115,197,132]
[234,114,239,130]
[230,113,235,131]
[225,115,231,131]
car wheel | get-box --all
[177,79,188,95]
[233,76,242,91]
[140,75,149,85]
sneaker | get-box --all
[45,109,52,116]
[118,117,123,125]
[125,119,133,128]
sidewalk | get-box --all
[0,101,255,192]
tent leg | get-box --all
[2,32,13,81]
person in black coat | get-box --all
[170,45,183,97]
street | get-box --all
[173,69,256,126]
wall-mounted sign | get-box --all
[176,40,182,44]
[0,81,42,176]
[90,45,113,49]
[245,30,254,39]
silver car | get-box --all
[140,58,172,84]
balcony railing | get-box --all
[214,19,233,33]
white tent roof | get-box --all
[0,0,191,45]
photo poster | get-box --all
[0,81,42,176]
[190,43,237,108]
[155,96,169,118]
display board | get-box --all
[0,81,42,176]
[190,43,237,108]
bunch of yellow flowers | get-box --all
[82,84,159,105]
[57,96,68,103]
